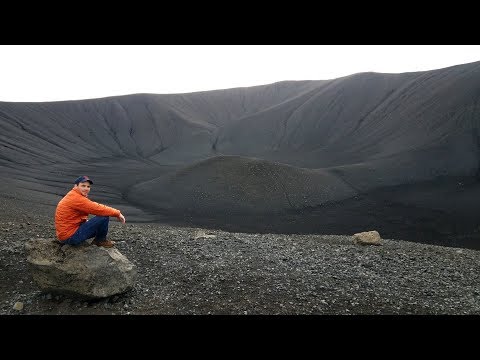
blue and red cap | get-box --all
[74,175,93,185]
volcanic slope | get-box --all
[2,61,480,247]
[126,155,357,215]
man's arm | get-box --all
[76,195,122,218]
[118,213,126,223]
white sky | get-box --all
[1,45,480,102]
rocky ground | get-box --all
[1,196,480,315]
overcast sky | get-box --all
[1,45,479,102]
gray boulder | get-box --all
[26,238,136,299]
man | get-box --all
[55,176,126,248]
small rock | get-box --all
[352,230,382,246]
[193,230,216,240]
[13,302,24,311]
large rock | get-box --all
[26,238,136,299]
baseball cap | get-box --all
[74,175,93,185]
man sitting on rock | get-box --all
[55,176,126,248]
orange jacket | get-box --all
[55,187,121,241]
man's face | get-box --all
[75,182,91,196]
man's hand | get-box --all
[118,213,126,224]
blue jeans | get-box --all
[63,216,109,245]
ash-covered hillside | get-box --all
[1,61,480,249]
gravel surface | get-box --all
[1,196,480,315]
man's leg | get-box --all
[63,216,110,245]
[91,216,109,241]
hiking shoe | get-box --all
[92,239,116,248]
